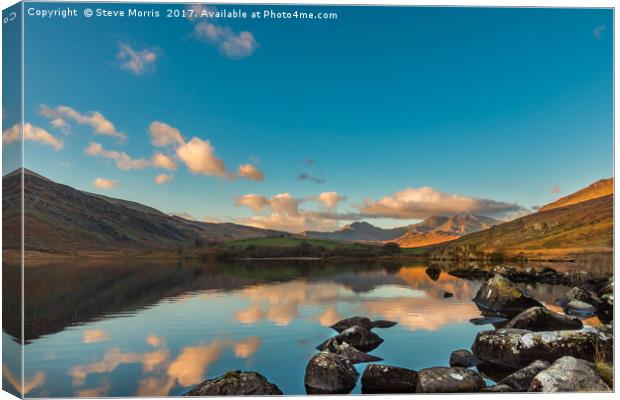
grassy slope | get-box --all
[433,194,612,257]
[540,178,613,212]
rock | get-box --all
[597,294,613,323]
[469,316,509,327]
[535,267,562,284]
[449,349,478,367]
[565,300,596,316]
[331,316,372,332]
[472,274,543,317]
[304,352,359,394]
[558,287,596,306]
[481,384,513,392]
[471,327,613,370]
[425,266,441,281]
[361,364,418,394]
[318,325,384,352]
[371,320,398,329]
[185,371,283,396]
[595,277,613,297]
[504,307,583,331]
[449,267,491,280]
[443,292,454,298]
[416,367,485,393]
[322,338,383,364]
[529,356,610,392]
[498,360,550,391]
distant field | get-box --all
[224,236,370,250]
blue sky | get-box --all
[3,3,613,231]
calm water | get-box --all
[3,260,591,397]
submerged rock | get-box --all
[185,371,282,396]
[361,364,418,394]
[471,327,613,369]
[322,338,383,364]
[304,352,359,394]
[469,316,509,327]
[331,316,373,332]
[529,356,610,392]
[565,300,596,316]
[597,294,613,324]
[425,266,441,281]
[318,325,384,352]
[535,267,562,284]
[472,274,543,317]
[416,367,485,393]
[498,360,550,392]
[449,349,478,368]
[504,306,583,331]
[371,320,398,329]
[443,292,454,298]
[449,267,491,280]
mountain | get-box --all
[302,221,408,242]
[539,178,613,212]
[2,169,283,255]
[432,179,613,259]
[302,214,500,248]
[393,214,500,248]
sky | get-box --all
[2,3,614,232]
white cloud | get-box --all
[194,21,258,59]
[149,121,185,148]
[40,105,126,140]
[93,178,119,189]
[117,42,158,75]
[152,153,177,170]
[240,212,340,233]
[85,142,150,170]
[2,123,63,150]
[237,194,270,212]
[176,137,231,178]
[238,163,264,181]
[317,192,346,210]
[361,186,526,220]
[154,173,174,185]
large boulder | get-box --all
[416,367,485,393]
[471,327,613,369]
[558,287,596,306]
[449,349,478,367]
[498,360,550,392]
[322,338,383,364]
[185,371,282,396]
[529,356,610,392]
[304,352,359,394]
[472,274,543,317]
[361,364,418,393]
[318,325,384,352]
[504,307,583,331]
[597,294,613,324]
[331,316,372,332]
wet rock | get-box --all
[443,292,454,298]
[558,287,596,306]
[597,294,613,324]
[565,300,596,316]
[322,338,383,364]
[371,320,398,329]
[481,384,513,392]
[469,316,508,327]
[529,356,610,392]
[185,371,283,396]
[449,349,478,368]
[476,360,516,383]
[361,364,418,393]
[504,306,583,331]
[472,274,543,317]
[498,360,550,391]
[425,266,441,281]
[416,367,485,393]
[304,352,359,394]
[318,325,384,352]
[594,277,613,297]
[331,316,372,332]
[471,327,613,370]
[449,267,491,280]
[535,267,562,284]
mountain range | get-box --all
[302,214,500,248]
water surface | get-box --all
[3,260,591,397]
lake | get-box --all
[2,260,600,397]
